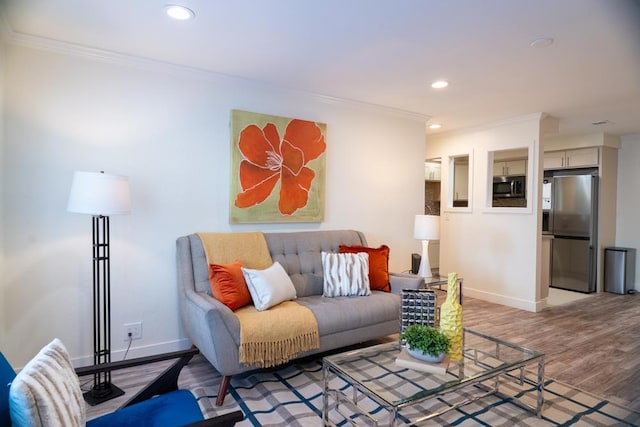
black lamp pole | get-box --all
[84,214,125,405]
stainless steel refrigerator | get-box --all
[549,170,598,293]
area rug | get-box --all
[194,357,640,426]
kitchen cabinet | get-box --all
[544,147,599,170]
[493,159,526,176]
[424,161,441,181]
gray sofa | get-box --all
[176,229,423,405]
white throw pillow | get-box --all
[322,252,371,297]
[9,338,85,427]
[242,261,297,311]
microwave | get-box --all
[493,175,526,199]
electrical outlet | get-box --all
[124,322,142,341]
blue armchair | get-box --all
[1,339,242,426]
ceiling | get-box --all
[2,0,640,137]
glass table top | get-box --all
[323,328,544,408]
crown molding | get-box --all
[429,112,547,140]
[3,26,430,123]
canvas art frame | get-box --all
[229,110,326,223]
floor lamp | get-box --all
[414,214,440,278]
[67,171,131,405]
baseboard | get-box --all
[463,287,539,312]
[72,338,192,368]
[534,298,548,312]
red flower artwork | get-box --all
[234,119,326,215]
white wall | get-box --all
[1,42,426,366]
[0,34,6,350]
[427,115,544,311]
[616,134,640,290]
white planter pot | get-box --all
[407,347,446,363]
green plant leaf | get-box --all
[400,324,451,357]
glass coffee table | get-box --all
[322,328,544,426]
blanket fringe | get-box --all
[239,331,320,368]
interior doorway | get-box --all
[424,158,441,272]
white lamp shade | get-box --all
[67,171,131,215]
[413,214,440,240]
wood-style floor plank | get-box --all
[462,290,640,409]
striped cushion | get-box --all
[321,252,371,297]
[9,339,85,427]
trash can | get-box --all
[604,247,636,294]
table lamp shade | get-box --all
[413,215,440,241]
[67,171,131,216]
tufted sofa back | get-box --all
[183,230,367,298]
[264,230,367,297]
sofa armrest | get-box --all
[389,272,424,295]
[177,235,244,376]
[181,288,242,370]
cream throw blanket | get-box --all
[197,232,273,269]
[197,232,320,368]
[234,301,319,367]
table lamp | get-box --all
[413,214,440,278]
[68,171,131,405]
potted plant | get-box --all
[400,324,451,363]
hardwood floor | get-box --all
[462,290,640,410]
[84,290,640,420]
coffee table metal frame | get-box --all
[322,328,545,426]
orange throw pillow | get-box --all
[208,260,252,311]
[339,245,391,292]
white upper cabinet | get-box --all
[544,147,599,170]
[493,159,527,176]
[424,161,441,181]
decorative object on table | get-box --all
[67,171,131,405]
[439,272,463,361]
[413,214,440,278]
[400,289,437,334]
[400,324,450,362]
[230,110,326,223]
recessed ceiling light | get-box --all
[530,37,554,48]
[165,5,195,20]
[431,80,449,89]
[429,123,442,130]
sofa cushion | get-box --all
[296,292,400,336]
[242,262,297,311]
[339,245,391,292]
[87,390,203,427]
[208,260,252,311]
[321,252,370,297]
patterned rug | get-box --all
[194,357,640,426]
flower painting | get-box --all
[230,110,326,223]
